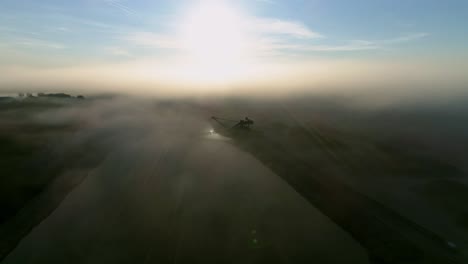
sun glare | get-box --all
[177,1,252,82]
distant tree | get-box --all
[47,93,72,98]
[77,95,85,99]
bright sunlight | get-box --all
[176,1,252,83]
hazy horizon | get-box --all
[1,0,467,99]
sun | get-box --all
[177,1,252,82]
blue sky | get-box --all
[0,0,467,94]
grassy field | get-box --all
[0,97,108,260]
[209,96,468,263]
[1,95,468,263]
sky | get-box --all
[0,0,467,96]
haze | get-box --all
[2,1,468,264]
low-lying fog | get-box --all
[2,96,372,263]
[1,90,468,263]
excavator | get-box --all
[211,116,254,130]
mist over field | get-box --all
[1,91,468,263]
[2,0,468,263]
[1,95,372,263]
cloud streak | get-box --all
[125,32,179,49]
[122,17,322,52]
[123,30,427,56]
[253,32,428,55]
[252,18,322,39]
[117,5,425,57]
[10,37,66,50]
[104,46,132,57]
[382,33,429,44]
[104,0,137,16]
[256,0,276,4]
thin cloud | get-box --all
[56,27,71,32]
[0,26,40,37]
[254,32,427,55]
[122,30,426,56]
[256,0,276,4]
[12,37,66,50]
[104,0,137,16]
[25,14,115,31]
[125,32,179,49]
[299,43,379,52]
[252,18,322,39]
[254,38,378,54]
[123,17,322,51]
[382,33,429,44]
[104,46,132,57]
